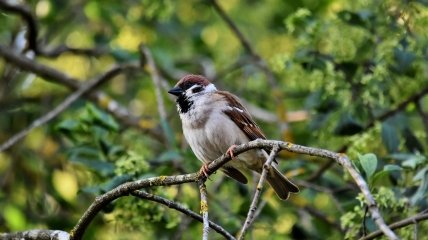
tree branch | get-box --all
[0,230,70,240]
[131,190,235,240]
[198,180,210,240]
[70,139,396,239]
[238,145,279,239]
[0,63,138,152]
[360,211,428,240]
[0,44,164,142]
[0,1,106,57]
[209,0,277,87]
[139,44,167,121]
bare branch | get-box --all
[139,44,167,121]
[198,180,210,240]
[0,63,138,152]
[0,230,70,240]
[131,190,235,240]
[365,85,428,130]
[238,145,279,240]
[209,0,277,87]
[0,1,106,57]
[360,212,428,240]
[0,44,164,141]
[70,139,396,239]
[0,0,37,52]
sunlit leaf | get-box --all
[358,153,377,179]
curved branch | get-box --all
[0,0,37,52]
[70,139,396,239]
[360,212,428,240]
[131,190,235,240]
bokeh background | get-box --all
[1,0,428,239]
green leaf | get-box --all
[392,48,416,76]
[413,167,428,182]
[371,165,402,186]
[383,164,402,172]
[70,157,115,176]
[157,150,181,163]
[100,174,133,192]
[81,174,132,194]
[381,123,400,153]
[402,155,426,169]
[411,175,428,205]
[56,119,80,132]
[84,104,119,131]
[358,153,377,178]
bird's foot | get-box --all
[199,163,212,180]
[226,144,238,158]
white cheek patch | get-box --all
[203,83,217,93]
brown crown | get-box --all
[176,74,211,90]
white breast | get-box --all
[179,93,262,170]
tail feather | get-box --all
[266,167,299,200]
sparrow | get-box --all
[168,74,299,200]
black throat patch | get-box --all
[176,94,193,114]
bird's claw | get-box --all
[199,164,212,180]
[226,144,237,158]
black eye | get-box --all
[192,86,203,93]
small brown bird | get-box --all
[168,74,299,200]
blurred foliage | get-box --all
[1,0,428,239]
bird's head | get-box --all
[168,74,217,99]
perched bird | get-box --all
[168,74,299,200]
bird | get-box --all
[168,74,299,200]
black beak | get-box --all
[168,86,184,96]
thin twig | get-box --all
[238,145,279,240]
[0,63,138,152]
[365,85,428,130]
[0,44,164,141]
[131,190,235,240]
[360,212,428,240]
[139,44,167,121]
[70,140,396,240]
[209,0,277,87]
[198,180,210,240]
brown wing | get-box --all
[222,167,248,184]
[218,91,266,141]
